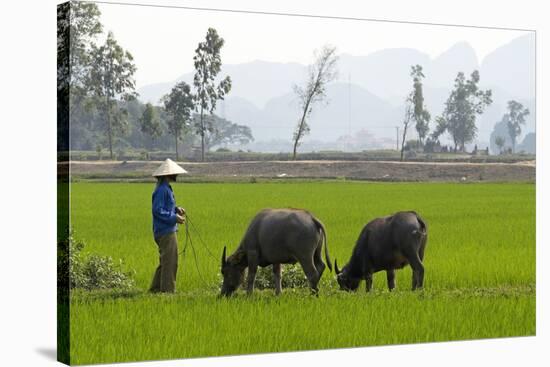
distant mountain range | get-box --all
[137,34,535,151]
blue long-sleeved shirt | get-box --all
[152,180,178,238]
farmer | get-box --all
[149,158,187,293]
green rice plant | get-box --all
[67,181,536,365]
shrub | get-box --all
[79,255,135,290]
[96,144,103,160]
[254,264,309,290]
[58,231,135,291]
[139,150,149,160]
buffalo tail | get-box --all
[312,216,332,272]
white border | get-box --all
[0,1,546,366]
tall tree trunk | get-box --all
[200,106,205,162]
[292,135,299,160]
[293,98,312,160]
[175,130,179,160]
[106,100,113,160]
[400,123,408,162]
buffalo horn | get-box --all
[335,259,341,275]
[221,246,227,267]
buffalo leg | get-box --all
[386,269,396,291]
[404,250,424,290]
[365,272,373,292]
[300,259,320,295]
[273,263,282,296]
[313,245,326,279]
[246,250,259,295]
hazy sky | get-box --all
[95,1,531,89]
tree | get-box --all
[430,116,448,142]
[400,104,414,161]
[201,115,254,150]
[193,28,232,161]
[518,132,535,154]
[506,100,530,153]
[409,65,431,146]
[292,45,338,160]
[88,31,137,159]
[162,82,195,160]
[437,71,492,152]
[57,2,103,96]
[495,136,505,155]
[139,103,162,150]
[57,2,103,152]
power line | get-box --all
[86,1,536,32]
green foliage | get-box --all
[57,1,103,156]
[193,28,232,161]
[506,100,530,153]
[79,254,135,291]
[495,136,505,154]
[202,114,254,150]
[139,150,149,160]
[293,45,339,159]
[162,82,195,159]
[436,71,492,151]
[95,144,102,160]
[409,65,431,145]
[57,2,103,97]
[62,231,135,291]
[518,132,536,154]
[139,103,162,144]
[431,116,448,141]
[88,31,137,159]
[254,264,309,289]
[404,139,422,151]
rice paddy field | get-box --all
[69,181,536,365]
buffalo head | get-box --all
[220,246,246,297]
[335,258,360,292]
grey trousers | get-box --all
[149,232,179,293]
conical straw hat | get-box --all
[152,159,188,177]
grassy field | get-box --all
[69,181,536,365]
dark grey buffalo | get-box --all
[335,211,427,292]
[220,208,332,296]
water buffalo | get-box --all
[220,208,332,296]
[335,211,427,292]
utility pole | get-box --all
[348,73,351,137]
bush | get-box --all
[58,231,135,291]
[404,139,422,152]
[139,150,149,160]
[96,144,103,160]
[253,264,309,290]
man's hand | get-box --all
[176,207,186,215]
[176,214,186,224]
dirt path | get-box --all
[63,160,535,182]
